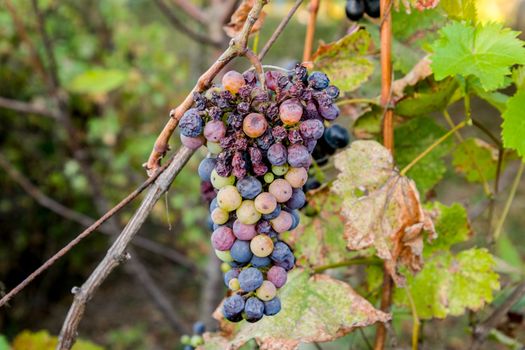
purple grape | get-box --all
[244,297,264,322]
[236,176,262,199]
[325,85,340,99]
[224,268,240,287]
[198,157,217,182]
[179,108,203,137]
[304,177,321,191]
[223,294,244,322]
[238,267,263,292]
[250,255,271,268]
[267,266,287,288]
[288,129,303,144]
[256,220,272,234]
[267,143,287,166]
[271,125,287,142]
[285,188,306,210]
[265,71,283,91]
[318,103,340,121]
[300,119,324,140]
[232,220,257,240]
[305,139,317,153]
[275,251,295,271]
[308,71,330,90]
[288,209,300,230]
[204,120,226,142]
[287,144,311,168]
[230,240,253,263]
[324,125,350,149]
[264,297,281,316]
[180,134,205,149]
[270,241,292,263]
[211,226,235,251]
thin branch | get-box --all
[493,161,525,241]
[471,280,525,350]
[302,0,320,62]
[57,146,195,350]
[153,0,222,48]
[145,0,267,173]
[170,0,208,25]
[258,0,304,60]
[244,49,265,89]
[0,154,196,270]
[0,156,173,309]
[471,118,502,148]
[405,286,420,350]
[0,96,59,119]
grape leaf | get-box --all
[452,138,505,183]
[424,202,471,253]
[312,29,374,92]
[439,0,477,22]
[201,269,390,350]
[332,141,436,285]
[281,188,350,268]
[394,248,500,319]
[431,21,525,91]
[11,330,102,350]
[67,68,127,94]
[395,116,453,193]
[0,335,9,350]
[502,89,525,159]
[352,105,382,140]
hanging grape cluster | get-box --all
[183,64,341,323]
[346,0,380,21]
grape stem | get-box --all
[244,49,266,91]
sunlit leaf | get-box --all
[439,0,477,22]
[201,269,390,350]
[11,330,102,350]
[502,89,525,159]
[68,68,127,94]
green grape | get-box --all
[229,278,241,291]
[211,207,229,225]
[190,335,204,347]
[264,172,274,183]
[221,262,232,273]
[284,167,308,188]
[254,192,277,214]
[181,335,191,345]
[256,281,277,301]
[272,164,289,176]
[217,185,242,211]
[207,141,223,154]
[236,200,261,225]
[215,249,233,262]
[211,169,235,189]
[250,234,274,257]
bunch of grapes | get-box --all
[180,322,206,350]
[346,0,380,21]
[183,64,341,323]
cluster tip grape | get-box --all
[345,0,380,21]
[187,64,342,323]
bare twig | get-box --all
[0,96,59,119]
[171,0,208,24]
[0,156,173,309]
[57,146,194,350]
[244,49,265,89]
[258,0,304,60]
[471,281,525,350]
[145,0,267,173]
[302,0,320,62]
[153,0,222,48]
[0,154,196,270]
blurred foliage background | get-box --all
[1,0,525,349]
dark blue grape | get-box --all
[304,177,321,191]
[288,209,300,230]
[179,108,203,137]
[223,268,240,287]
[183,345,194,350]
[318,103,340,121]
[275,251,295,271]
[308,71,330,90]
[250,255,271,268]
[346,0,365,21]
[364,0,380,18]
[236,176,262,199]
[262,205,281,220]
[325,85,340,99]
[324,125,350,149]
[287,144,311,168]
[230,240,253,263]
[285,189,305,210]
[199,157,217,182]
[264,297,281,316]
[270,241,292,263]
[193,321,206,335]
[244,297,265,323]
[267,143,287,166]
[238,267,263,292]
[256,220,272,234]
[223,294,245,322]
[207,216,214,231]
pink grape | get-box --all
[270,210,293,233]
[279,99,303,125]
[204,120,226,142]
[211,226,235,251]
[180,134,205,149]
[267,266,287,288]
[268,179,292,203]
[232,220,257,240]
[222,70,245,94]
[243,113,268,138]
[250,234,274,257]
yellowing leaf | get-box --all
[312,30,374,92]
[394,248,500,319]
[332,141,436,285]
[201,269,390,350]
[502,89,525,160]
[11,330,102,350]
[439,0,477,22]
[431,21,525,91]
[68,69,127,94]
[424,202,472,254]
[452,138,505,183]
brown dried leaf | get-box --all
[223,0,266,38]
[332,141,436,285]
[392,56,432,97]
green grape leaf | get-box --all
[394,77,458,117]
[68,68,127,94]
[424,202,471,253]
[502,89,525,159]
[439,0,477,22]
[431,21,525,91]
[281,188,350,268]
[201,269,390,350]
[0,335,9,350]
[332,141,436,284]
[352,105,382,140]
[395,116,453,193]
[312,29,374,92]
[11,330,102,350]
[452,138,505,183]
[394,248,500,319]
